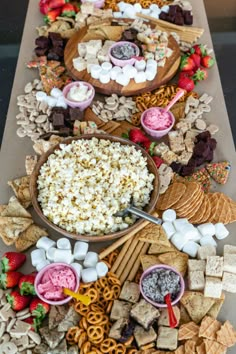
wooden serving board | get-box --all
[64,26,181,96]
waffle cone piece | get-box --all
[179,321,199,340]
[203,339,227,354]
[199,316,221,341]
[216,320,236,347]
[156,182,187,210]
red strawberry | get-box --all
[189,53,201,69]
[0,271,22,289]
[61,3,76,17]
[141,141,156,155]
[178,74,195,92]
[44,8,62,23]
[6,290,31,311]
[191,44,206,57]
[152,156,164,168]
[24,316,42,332]
[48,0,68,9]
[193,68,208,82]
[180,55,195,72]
[73,3,80,12]
[30,298,50,319]
[40,2,51,14]
[201,55,215,68]
[1,252,26,272]
[179,70,195,78]
[19,274,36,296]
[129,129,150,144]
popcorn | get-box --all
[37,138,154,235]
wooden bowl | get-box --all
[30,134,160,242]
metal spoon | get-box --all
[114,202,162,225]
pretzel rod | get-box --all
[110,237,133,273]
[120,241,145,284]
[99,215,157,260]
[127,242,150,281]
[115,235,140,278]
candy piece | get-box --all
[215,223,229,240]
[71,263,82,278]
[162,209,176,222]
[56,96,67,109]
[182,241,200,258]
[162,221,176,239]
[83,252,99,268]
[171,232,189,251]
[81,268,98,283]
[47,97,58,107]
[46,247,57,262]
[200,235,217,247]
[36,260,50,272]
[197,223,216,237]
[31,249,46,267]
[74,241,88,261]
[96,262,109,278]
[181,224,199,241]
[57,238,71,250]
[90,64,102,79]
[54,249,73,264]
[50,88,63,98]
[205,161,231,185]
[36,237,56,251]
[173,218,189,232]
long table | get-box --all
[1,0,236,350]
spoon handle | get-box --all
[127,206,162,225]
[165,293,178,328]
[163,89,185,113]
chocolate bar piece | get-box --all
[52,113,65,129]
[47,50,61,61]
[184,11,193,25]
[159,12,167,21]
[35,47,48,57]
[69,108,82,121]
[35,36,50,49]
[174,14,184,26]
[48,32,64,47]
[52,46,64,58]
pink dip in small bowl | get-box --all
[139,264,185,308]
[141,107,175,139]
[35,262,80,305]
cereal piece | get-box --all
[188,271,205,291]
[178,322,199,340]
[156,326,178,351]
[168,131,185,153]
[134,325,157,348]
[204,277,222,299]
[119,281,140,304]
[216,320,236,347]
[199,316,221,340]
[110,300,132,321]
[206,256,223,277]
[162,150,178,164]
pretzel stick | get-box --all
[127,242,150,281]
[115,235,140,278]
[120,241,145,284]
[99,214,158,260]
[110,237,133,273]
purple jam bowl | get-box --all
[62,81,95,110]
[35,262,80,305]
[139,264,185,308]
[108,41,140,68]
[141,107,175,139]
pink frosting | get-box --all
[144,108,173,130]
[38,265,76,300]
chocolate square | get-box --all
[35,36,50,49]
[47,50,61,61]
[69,108,82,121]
[159,12,167,21]
[35,46,48,57]
[52,113,65,129]
[184,12,193,25]
[52,46,64,58]
[196,131,211,142]
[170,162,182,174]
[48,32,64,47]
[174,14,184,26]
[168,5,178,15]
[181,165,195,176]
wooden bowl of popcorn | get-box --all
[30,134,160,242]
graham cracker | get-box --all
[158,251,188,276]
[138,224,170,246]
[180,304,192,325]
[148,242,177,255]
[156,182,187,210]
[1,196,31,218]
[140,255,160,271]
[0,216,33,246]
[8,176,31,208]
[206,294,225,319]
[216,320,236,348]
[199,316,221,341]
[178,321,200,340]
[203,339,227,354]
[15,224,48,252]
[180,291,215,324]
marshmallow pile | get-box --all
[31,237,108,283]
[91,59,157,86]
[36,87,67,109]
[113,2,169,20]
[162,209,229,258]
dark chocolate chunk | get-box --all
[159,12,167,21]
[193,141,207,157]
[175,5,183,12]
[53,113,65,129]
[69,108,82,121]
[166,14,176,23]
[184,12,193,25]
[168,5,178,15]
[120,319,136,343]
[170,162,182,174]
[187,158,197,168]
[181,164,195,176]
[208,138,217,150]
[35,36,50,49]
[174,14,184,26]
[48,32,64,47]
[59,127,71,136]
[52,46,64,58]
[47,51,61,61]
[205,149,214,162]
[194,156,206,167]
[196,131,211,142]
[35,46,48,57]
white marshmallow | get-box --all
[190,229,202,242]
[116,73,130,86]
[181,224,199,241]
[101,62,112,72]
[54,249,73,264]
[200,235,217,247]
[91,65,102,80]
[171,232,189,251]
[50,88,63,98]
[122,64,137,79]
[57,238,71,250]
[117,1,128,12]
[133,3,142,12]
[96,262,109,278]
[135,60,146,71]
[74,241,89,261]
[161,5,169,13]
[162,222,175,239]
[36,260,50,272]
[124,4,136,18]
[81,268,98,283]
[141,8,151,15]
[31,249,46,267]
[110,66,122,80]
[145,69,157,81]
[134,71,146,84]
[173,218,189,232]
[46,247,57,262]
[71,263,82,278]
[113,11,123,18]
[84,252,99,268]
[47,97,58,108]
[56,96,67,109]
[197,223,216,237]
[36,91,47,102]
[162,209,176,223]
[215,223,229,240]
[150,11,160,19]
[36,237,56,251]
[99,70,110,84]
[146,59,158,70]
[182,241,200,258]
[150,4,160,11]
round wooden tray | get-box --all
[64,26,181,96]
